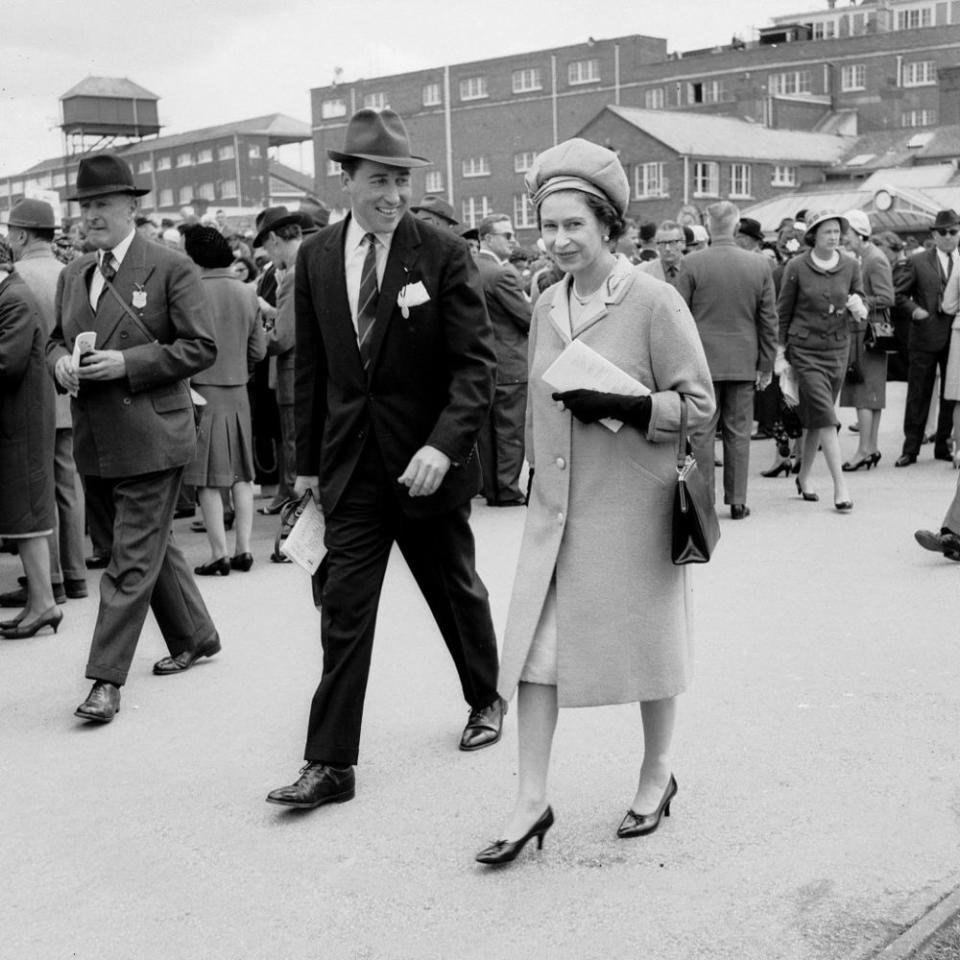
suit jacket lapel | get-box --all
[93,234,156,344]
[571,256,637,339]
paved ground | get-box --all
[2,382,959,960]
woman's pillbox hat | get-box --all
[525,138,630,217]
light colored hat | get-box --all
[3,198,56,229]
[525,138,629,216]
[844,209,872,238]
[803,210,850,246]
[690,224,709,244]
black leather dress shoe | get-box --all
[152,638,222,675]
[75,681,121,722]
[730,504,750,520]
[915,529,960,561]
[266,763,355,809]
[934,446,953,462]
[459,698,506,751]
[895,454,917,467]
[617,774,678,838]
[64,579,88,599]
[85,554,110,570]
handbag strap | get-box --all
[104,278,158,343]
[676,392,688,470]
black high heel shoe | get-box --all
[761,459,791,478]
[475,806,554,865]
[0,609,27,630]
[868,451,882,468]
[842,455,871,472]
[617,774,678,838]
[795,477,819,502]
[1,606,63,639]
[194,557,230,576]
[790,457,802,475]
[230,553,254,572]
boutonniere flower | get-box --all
[397,280,430,319]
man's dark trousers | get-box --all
[304,439,499,767]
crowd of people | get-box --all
[3,105,960,869]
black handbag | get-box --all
[671,395,720,565]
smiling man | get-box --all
[47,153,220,723]
[266,109,503,810]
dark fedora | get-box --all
[253,206,314,248]
[68,153,149,201]
[327,108,430,168]
[932,209,960,231]
[411,195,458,225]
[737,217,764,243]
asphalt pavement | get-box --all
[2,381,959,960]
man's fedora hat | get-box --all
[411,195,458,225]
[253,206,314,248]
[2,198,56,230]
[68,153,149,201]
[737,218,764,243]
[327,108,430,168]
[932,209,960,231]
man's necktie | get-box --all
[666,265,677,280]
[357,233,379,368]
[100,252,116,284]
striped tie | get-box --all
[357,233,379,367]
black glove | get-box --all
[551,390,652,431]
[524,467,535,506]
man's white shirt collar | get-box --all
[101,227,136,267]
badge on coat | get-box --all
[132,284,147,310]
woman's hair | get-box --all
[536,189,625,241]
[233,255,258,281]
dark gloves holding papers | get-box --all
[552,390,652,431]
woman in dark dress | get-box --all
[777,211,865,512]
[0,241,59,637]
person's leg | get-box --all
[231,481,254,555]
[849,409,874,462]
[493,382,527,503]
[797,429,820,492]
[903,349,936,457]
[868,408,882,455]
[942,470,960,533]
[690,381,722,506]
[819,425,851,503]
[935,348,954,453]
[631,696,678,812]
[54,429,86,584]
[721,381,753,506]
[197,487,227,561]
[18,537,56,618]
[477,407,497,504]
[277,402,296,503]
[496,682,558,840]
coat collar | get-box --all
[88,232,157,344]
[547,254,637,342]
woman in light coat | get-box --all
[476,140,714,865]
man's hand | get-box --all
[756,370,773,392]
[77,349,127,381]
[398,445,451,497]
[294,475,320,501]
[54,355,79,394]
[913,307,930,321]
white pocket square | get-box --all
[397,281,430,317]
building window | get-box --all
[693,161,719,197]
[177,152,192,167]
[689,79,730,104]
[218,145,235,161]
[424,171,444,193]
[841,64,866,91]
[460,76,488,100]
[220,180,238,199]
[514,194,536,229]
[730,163,752,198]
[321,98,347,119]
[462,156,491,178]
[248,145,261,159]
[422,83,442,107]
[196,148,213,164]
[772,165,797,186]
[326,159,342,177]
[137,159,152,174]
[514,151,538,173]
[197,182,215,200]
[897,7,932,29]
[512,68,542,93]
[568,59,600,85]
[159,188,174,207]
[52,172,66,188]
[901,108,937,127]
[902,60,936,86]
[461,196,491,228]
[634,162,666,199]
[178,185,193,204]
[363,91,386,110]
[769,70,812,96]
[156,156,171,171]
[644,87,665,110]
[812,19,837,39]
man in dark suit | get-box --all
[266,109,503,810]
[476,214,531,506]
[894,208,960,466]
[640,220,686,288]
[48,154,220,723]
[677,201,777,518]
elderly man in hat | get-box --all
[1,199,87,607]
[893,209,960,465]
[266,108,502,810]
[476,213,531,506]
[735,217,765,253]
[47,153,220,723]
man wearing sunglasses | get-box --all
[894,209,960,466]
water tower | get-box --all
[60,76,161,155]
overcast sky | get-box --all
[0,0,823,177]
